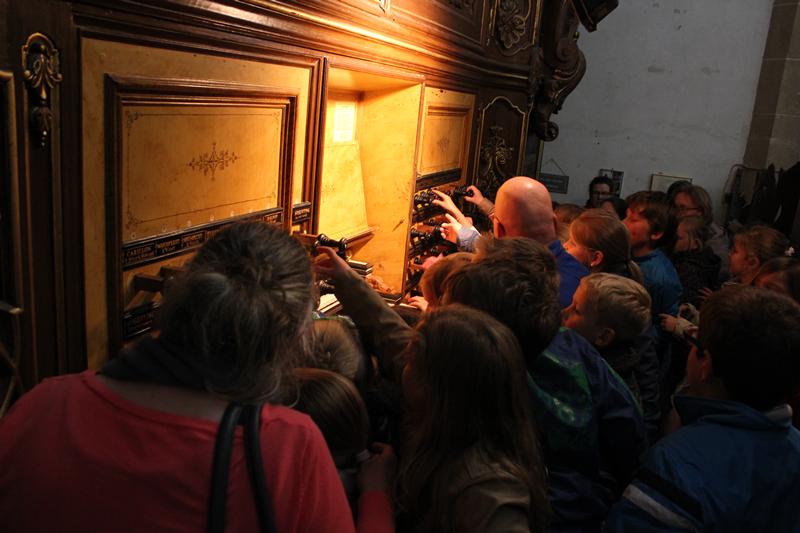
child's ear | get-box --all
[589,250,605,269]
[745,254,760,272]
[649,230,664,243]
[594,327,616,348]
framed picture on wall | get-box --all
[650,173,692,193]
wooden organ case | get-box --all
[0,0,614,395]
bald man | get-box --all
[445,177,589,307]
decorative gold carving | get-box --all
[478,125,514,198]
[187,142,240,179]
[530,1,586,141]
[493,0,532,54]
[21,33,62,147]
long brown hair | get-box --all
[395,304,549,532]
[570,208,644,283]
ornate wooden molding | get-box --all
[492,0,533,55]
[21,33,62,148]
[573,0,619,32]
[530,0,585,142]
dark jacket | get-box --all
[606,395,800,532]
[600,330,661,446]
[531,329,647,532]
[671,247,720,308]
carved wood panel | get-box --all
[473,92,529,200]
[484,0,541,64]
[104,76,298,356]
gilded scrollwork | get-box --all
[21,33,62,148]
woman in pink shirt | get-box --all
[0,222,394,533]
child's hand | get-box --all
[431,190,468,225]
[440,213,463,244]
[660,313,679,333]
[358,443,397,494]
[678,303,700,324]
[312,246,353,284]
[698,287,714,304]
[405,295,429,312]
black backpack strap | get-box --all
[209,403,243,533]
[243,404,278,533]
[208,403,278,533]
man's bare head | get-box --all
[493,176,557,244]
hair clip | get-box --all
[786,246,796,257]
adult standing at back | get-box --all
[439,176,589,307]
[670,183,730,280]
[585,176,615,208]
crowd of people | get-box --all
[0,175,799,532]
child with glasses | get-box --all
[607,286,800,532]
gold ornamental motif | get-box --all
[187,142,240,179]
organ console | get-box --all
[0,0,613,385]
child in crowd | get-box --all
[563,273,651,402]
[624,192,682,389]
[292,368,373,510]
[600,196,627,220]
[754,256,800,302]
[671,216,720,307]
[396,305,550,532]
[304,317,368,387]
[754,257,800,429]
[624,191,682,317]
[670,182,730,280]
[563,208,661,441]
[554,203,584,242]
[442,238,646,531]
[607,286,800,531]
[728,224,791,285]
[405,252,472,312]
[565,208,643,282]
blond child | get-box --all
[563,273,652,401]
